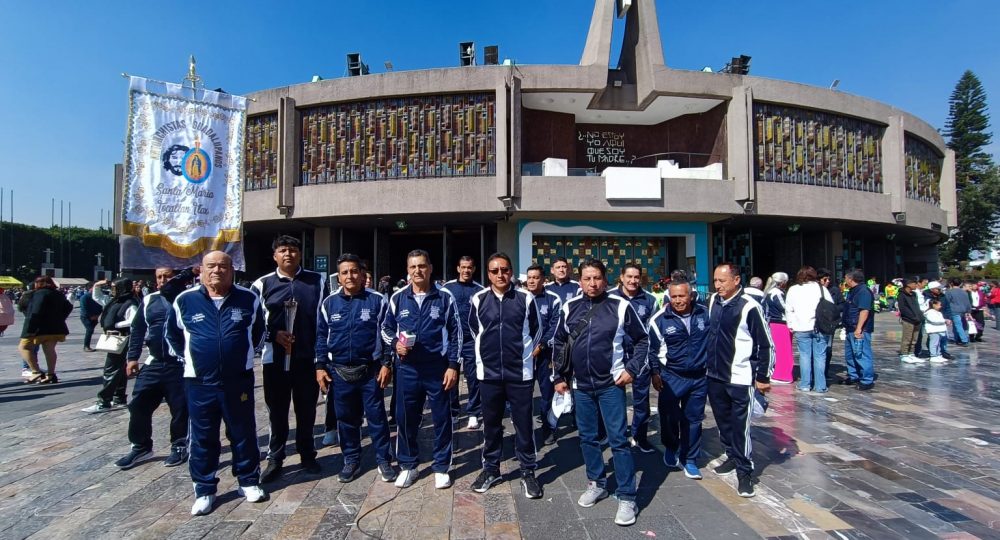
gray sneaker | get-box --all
[577,481,609,508]
[614,500,637,526]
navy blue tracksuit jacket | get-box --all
[467,287,542,381]
[315,288,389,369]
[552,292,649,391]
[706,290,774,386]
[165,285,266,384]
[380,285,461,370]
[647,303,710,376]
[251,268,325,366]
[546,279,580,304]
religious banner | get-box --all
[121,76,247,270]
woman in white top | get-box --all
[785,266,833,393]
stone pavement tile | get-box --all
[482,490,517,523]
[264,479,319,515]
[832,509,911,540]
[518,518,588,540]
[511,485,580,523]
[238,513,292,540]
[485,521,521,540]
[381,510,420,539]
[878,517,944,540]
[306,505,353,540]
[656,484,762,539]
[107,500,178,532]
[26,506,103,538]
[785,498,852,530]
[582,514,694,540]
[451,491,486,539]
[697,477,797,537]
[204,519,252,539]
[954,519,1000,539]
[277,506,328,539]
[131,505,193,540]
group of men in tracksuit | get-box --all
[111,234,772,526]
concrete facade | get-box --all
[239,0,954,284]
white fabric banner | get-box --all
[121,76,247,270]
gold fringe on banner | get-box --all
[122,221,241,259]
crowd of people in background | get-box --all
[3,250,999,528]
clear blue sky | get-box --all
[1,0,997,229]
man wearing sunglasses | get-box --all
[467,253,543,499]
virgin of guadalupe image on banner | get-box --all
[120,75,247,270]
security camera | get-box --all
[741,200,755,213]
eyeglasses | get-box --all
[488,267,511,275]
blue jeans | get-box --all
[573,385,636,501]
[844,332,874,385]
[795,330,829,392]
[949,315,969,344]
[927,333,945,357]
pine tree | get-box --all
[946,71,993,187]
[941,70,997,263]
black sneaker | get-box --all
[838,378,858,386]
[713,459,737,476]
[378,462,397,482]
[259,460,283,484]
[115,448,154,470]
[338,462,360,483]
[631,437,656,454]
[521,471,543,499]
[857,383,875,391]
[301,459,322,475]
[163,446,188,467]
[737,473,755,497]
[539,425,557,446]
[471,470,503,493]
[942,352,954,360]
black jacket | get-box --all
[21,288,73,338]
[896,290,923,325]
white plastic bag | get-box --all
[547,391,574,427]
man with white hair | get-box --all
[166,251,267,516]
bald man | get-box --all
[165,251,267,516]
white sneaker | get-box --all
[929,356,947,363]
[467,416,480,430]
[322,430,338,447]
[394,468,416,488]
[434,472,452,489]
[901,355,924,364]
[20,369,32,378]
[190,494,215,516]
[238,485,267,503]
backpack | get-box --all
[814,283,841,334]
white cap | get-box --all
[927,281,943,290]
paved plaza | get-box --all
[0,311,998,539]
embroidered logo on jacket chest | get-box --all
[429,305,441,320]
[360,308,371,321]
[637,305,647,317]
[230,308,244,322]
[539,305,549,315]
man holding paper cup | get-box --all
[381,249,462,489]
[251,235,326,483]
